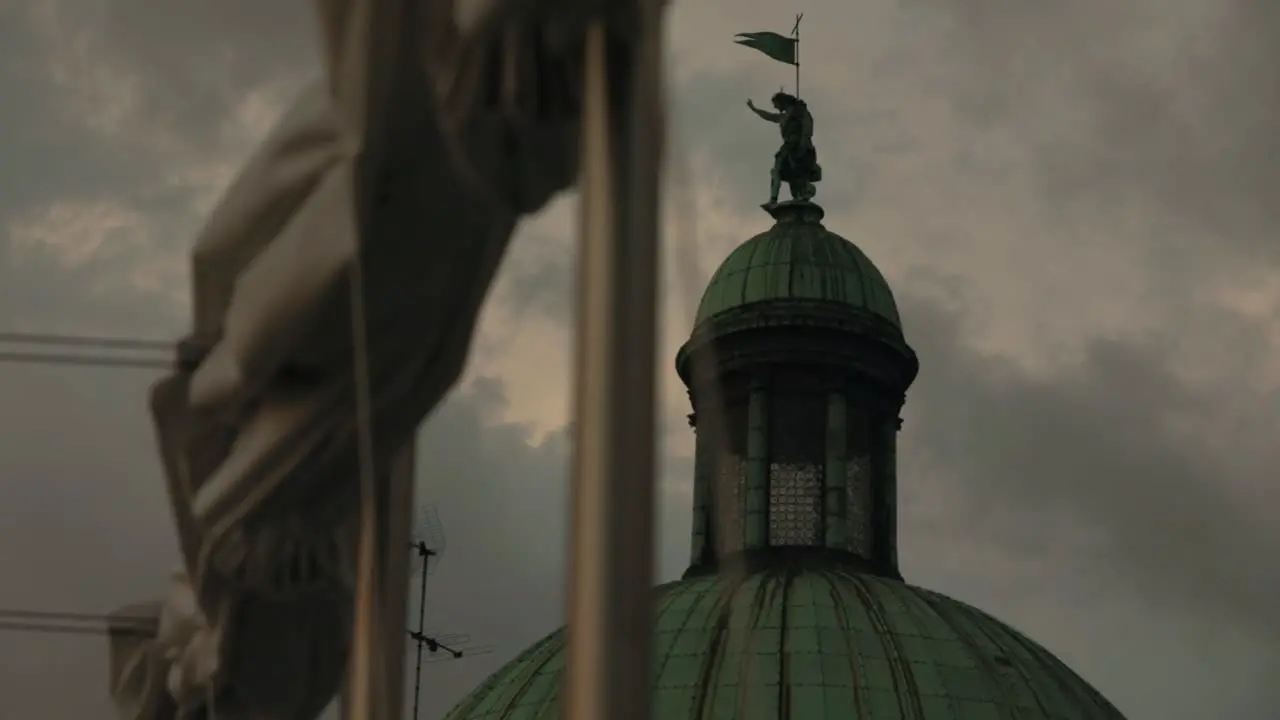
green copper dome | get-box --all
[443,567,1124,720]
[694,202,901,329]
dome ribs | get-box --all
[775,567,798,720]
[821,570,870,718]
[844,573,927,719]
[913,588,1024,719]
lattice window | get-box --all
[846,455,872,557]
[768,389,825,547]
[769,462,823,545]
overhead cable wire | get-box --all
[0,330,172,370]
[0,331,171,351]
[0,608,154,623]
[0,620,156,638]
[0,351,169,369]
[0,607,493,661]
[0,608,157,638]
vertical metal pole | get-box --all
[347,443,416,720]
[411,546,431,720]
[337,3,418,717]
[565,9,664,720]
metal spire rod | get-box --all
[792,13,803,97]
[564,9,665,720]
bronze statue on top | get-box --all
[747,91,822,205]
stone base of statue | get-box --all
[761,198,826,224]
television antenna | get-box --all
[406,505,495,719]
[406,629,496,663]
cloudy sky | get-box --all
[1,0,1278,718]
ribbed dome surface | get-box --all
[444,567,1125,720]
[694,203,900,328]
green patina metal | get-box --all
[877,417,901,569]
[690,430,711,563]
[694,201,900,330]
[444,568,1127,720]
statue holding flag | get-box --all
[746,92,821,205]
[735,16,822,205]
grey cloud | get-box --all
[50,0,316,147]
[0,16,153,217]
[0,2,294,336]
[893,286,1280,717]
[920,0,1280,273]
[898,283,1280,637]
[0,248,181,335]
[493,227,577,325]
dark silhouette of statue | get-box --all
[746,91,822,205]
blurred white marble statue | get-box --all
[103,0,656,717]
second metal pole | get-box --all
[564,13,664,720]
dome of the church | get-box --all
[444,565,1125,719]
[444,189,1126,719]
[694,201,900,329]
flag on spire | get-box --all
[734,31,797,65]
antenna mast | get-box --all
[409,504,446,720]
[405,505,495,720]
